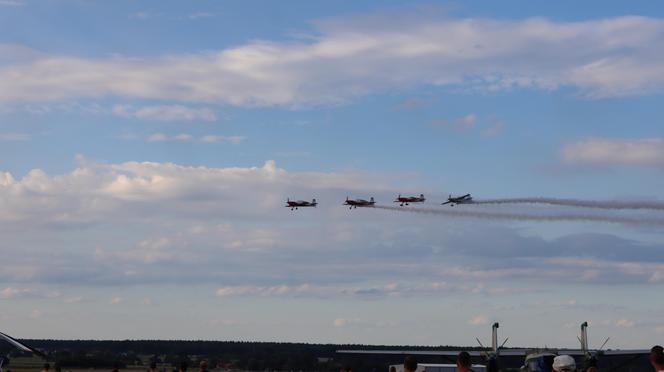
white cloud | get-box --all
[113,104,217,122]
[615,318,635,327]
[110,296,123,305]
[469,315,489,326]
[0,0,24,6]
[64,296,83,304]
[2,14,664,106]
[200,135,245,144]
[431,114,482,133]
[562,138,664,168]
[189,12,215,20]
[0,132,30,141]
[0,287,31,299]
[481,120,504,138]
[146,133,244,143]
[333,317,361,328]
[216,285,298,297]
[457,114,477,129]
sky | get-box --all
[1,0,664,349]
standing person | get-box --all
[651,346,664,372]
[178,362,188,372]
[552,355,576,372]
[456,352,472,372]
[404,356,418,372]
[390,366,397,372]
[41,363,50,372]
[198,360,208,372]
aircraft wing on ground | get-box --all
[336,349,530,357]
[601,349,651,355]
[0,331,43,356]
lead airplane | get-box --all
[344,197,376,209]
[394,194,425,206]
[285,198,317,210]
[442,193,473,206]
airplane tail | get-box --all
[312,198,317,206]
[370,197,374,203]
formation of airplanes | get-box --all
[286,194,473,210]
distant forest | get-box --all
[5,340,463,371]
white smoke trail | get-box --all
[374,205,664,226]
[472,197,664,211]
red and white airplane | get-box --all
[442,193,473,206]
[344,197,376,209]
[285,198,317,210]
[394,194,425,206]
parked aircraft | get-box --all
[285,198,317,210]
[344,197,376,209]
[442,193,473,206]
[337,322,651,372]
[394,194,425,206]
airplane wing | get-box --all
[0,331,42,355]
[536,349,650,356]
[337,349,482,356]
[441,201,452,205]
[600,349,651,355]
[337,349,529,357]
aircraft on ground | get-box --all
[394,194,425,206]
[344,197,376,209]
[337,322,651,372]
[442,193,473,206]
[285,198,317,210]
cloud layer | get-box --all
[2,14,664,106]
[562,138,664,168]
[1,159,663,294]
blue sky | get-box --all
[1,0,664,349]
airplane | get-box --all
[442,193,473,206]
[344,197,376,209]
[285,198,317,211]
[394,194,425,206]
